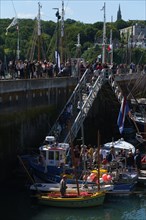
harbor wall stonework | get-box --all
[0,77,77,182]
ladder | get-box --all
[64,74,104,143]
[49,69,105,143]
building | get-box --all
[120,23,146,48]
[117,4,122,21]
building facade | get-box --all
[120,23,146,48]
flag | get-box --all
[107,44,113,52]
[100,5,105,11]
[55,51,61,71]
[117,97,130,134]
[97,54,101,62]
[5,17,18,35]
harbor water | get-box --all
[1,176,146,220]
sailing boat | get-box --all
[37,190,105,207]
[128,89,146,143]
[37,130,106,208]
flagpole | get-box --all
[102,2,106,64]
[17,23,20,60]
[37,2,42,61]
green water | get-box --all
[1,179,146,220]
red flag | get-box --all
[107,44,112,52]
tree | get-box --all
[0,18,146,64]
[114,19,128,30]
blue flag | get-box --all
[117,97,130,134]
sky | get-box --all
[0,0,146,24]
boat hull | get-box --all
[30,182,113,194]
[38,191,105,208]
[113,182,136,192]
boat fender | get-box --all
[102,174,112,182]
[87,173,97,182]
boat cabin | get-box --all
[39,136,69,167]
[101,138,135,156]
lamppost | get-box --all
[53,8,61,75]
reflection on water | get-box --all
[1,181,146,220]
[33,196,146,220]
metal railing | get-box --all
[63,75,104,143]
[48,69,90,137]
[49,70,105,143]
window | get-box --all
[48,151,54,160]
[55,151,59,160]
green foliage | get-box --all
[82,46,100,63]
[0,18,146,65]
[114,19,129,30]
[112,48,146,65]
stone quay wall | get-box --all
[0,77,77,182]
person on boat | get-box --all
[74,145,81,168]
[106,146,116,163]
[118,149,127,171]
[80,144,88,169]
[126,151,135,173]
[60,175,67,197]
[87,144,94,169]
[38,153,45,166]
[106,146,116,172]
[93,148,98,167]
[134,149,142,175]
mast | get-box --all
[68,123,80,196]
[80,79,86,176]
[102,2,106,64]
[76,33,86,176]
[53,8,61,74]
[16,22,20,60]
[61,0,65,64]
[37,2,42,61]
[75,33,81,78]
[109,16,113,65]
[97,131,101,191]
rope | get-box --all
[17,155,35,184]
[17,155,42,194]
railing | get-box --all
[49,69,105,143]
[48,69,91,138]
[63,75,104,143]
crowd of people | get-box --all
[66,143,142,176]
[0,59,72,79]
[0,57,146,80]
[59,145,142,197]
[102,146,142,175]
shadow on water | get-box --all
[1,175,146,220]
